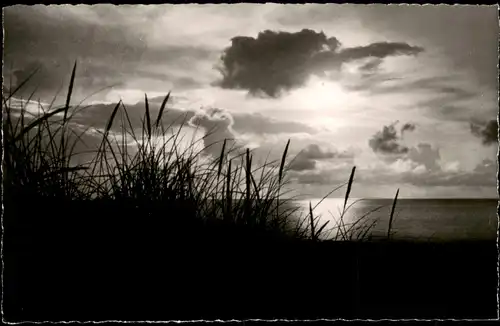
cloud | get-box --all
[215,29,332,98]
[338,42,423,61]
[4,5,215,103]
[289,144,334,171]
[295,172,332,185]
[368,121,415,155]
[289,143,354,172]
[344,69,496,132]
[215,28,424,97]
[59,95,321,161]
[293,166,353,185]
[5,6,214,67]
[400,122,416,136]
[470,119,498,146]
[272,5,498,90]
[188,108,239,157]
[399,164,497,187]
[368,126,444,175]
[289,159,317,172]
[71,97,195,134]
[358,58,383,72]
[5,60,82,101]
[355,155,496,188]
[5,106,109,166]
[299,144,338,160]
[291,153,496,190]
[473,158,496,174]
[414,87,496,124]
[350,74,478,100]
[407,143,441,172]
[231,112,317,135]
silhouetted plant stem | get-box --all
[388,188,399,240]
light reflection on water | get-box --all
[294,198,498,241]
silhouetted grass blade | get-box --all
[309,201,316,241]
[105,101,122,136]
[279,139,290,184]
[343,166,356,212]
[144,93,151,140]
[63,61,77,123]
[387,188,399,240]
[217,139,227,181]
[155,91,170,129]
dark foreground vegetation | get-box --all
[3,64,498,321]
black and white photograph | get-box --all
[2,3,499,321]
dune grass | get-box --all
[3,62,399,242]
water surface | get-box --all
[295,198,498,241]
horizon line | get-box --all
[293,197,499,200]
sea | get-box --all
[294,198,498,241]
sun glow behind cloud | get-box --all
[4,4,498,198]
[288,76,369,128]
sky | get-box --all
[3,4,499,199]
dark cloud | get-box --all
[369,121,414,155]
[342,73,403,93]
[289,159,317,172]
[470,119,498,146]
[338,42,423,61]
[215,28,424,97]
[400,122,416,136]
[215,29,332,98]
[359,58,383,72]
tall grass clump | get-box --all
[3,62,397,242]
[3,62,91,202]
